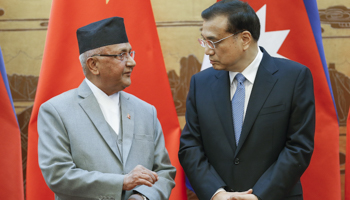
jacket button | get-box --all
[234,158,240,165]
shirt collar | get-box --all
[229,47,263,84]
[85,78,120,107]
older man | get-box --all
[178,0,315,200]
[38,17,176,200]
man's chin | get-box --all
[122,81,131,89]
[212,64,224,70]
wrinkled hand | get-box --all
[123,165,158,190]
[127,194,144,200]
[213,189,253,200]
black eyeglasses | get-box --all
[90,51,135,61]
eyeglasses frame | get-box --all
[199,30,244,49]
[90,51,135,61]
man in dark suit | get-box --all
[178,1,315,200]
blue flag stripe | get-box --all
[0,47,18,121]
[303,0,338,118]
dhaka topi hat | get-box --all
[77,16,129,54]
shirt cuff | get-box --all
[132,191,148,200]
[211,188,226,200]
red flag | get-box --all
[203,0,339,199]
[0,48,24,200]
[243,1,340,199]
[346,109,350,200]
[26,1,186,200]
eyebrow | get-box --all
[199,26,217,40]
[119,48,131,52]
[111,47,132,54]
[201,33,216,41]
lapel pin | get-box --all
[127,114,131,119]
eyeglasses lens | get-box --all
[130,51,135,59]
[198,39,215,49]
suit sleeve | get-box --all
[252,67,315,199]
[133,106,176,200]
[178,75,227,200]
[38,102,124,200]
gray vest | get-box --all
[107,113,123,163]
[106,109,127,200]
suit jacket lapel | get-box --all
[120,91,134,165]
[234,48,278,157]
[77,80,123,162]
[211,70,236,153]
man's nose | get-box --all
[126,55,136,67]
[204,45,214,56]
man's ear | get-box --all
[241,31,252,51]
[86,57,100,75]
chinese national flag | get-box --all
[0,48,24,200]
[26,1,186,200]
[210,0,340,199]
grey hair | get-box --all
[79,47,104,75]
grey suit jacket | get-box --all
[38,80,176,200]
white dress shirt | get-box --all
[229,48,263,118]
[85,78,120,135]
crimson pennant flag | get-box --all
[200,0,339,199]
[26,1,186,200]
[346,108,350,200]
[245,1,340,199]
[0,47,24,200]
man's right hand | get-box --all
[123,165,159,190]
[213,189,253,200]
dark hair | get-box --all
[201,0,260,41]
